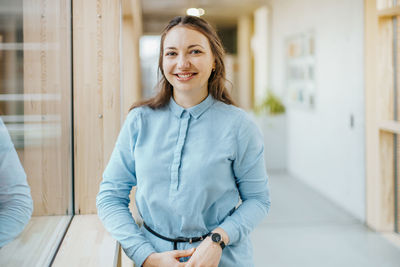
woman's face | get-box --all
[162,26,215,97]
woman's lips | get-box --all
[174,72,197,81]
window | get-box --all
[0,0,72,264]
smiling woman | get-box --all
[97,15,271,267]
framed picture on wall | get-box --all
[285,31,316,109]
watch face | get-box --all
[211,233,221,243]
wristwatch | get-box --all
[208,232,226,250]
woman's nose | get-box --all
[177,55,191,69]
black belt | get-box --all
[143,222,210,250]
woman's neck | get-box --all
[173,89,208,109]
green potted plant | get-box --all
[254,92,285,115]
[252,91,287,171]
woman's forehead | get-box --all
[163,26,210,49]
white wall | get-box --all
[269,0,365,222]
[252,6,270,106]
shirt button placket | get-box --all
[170,111,190,192]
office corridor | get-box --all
[251,171,400,267]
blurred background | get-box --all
[0,0,400,266]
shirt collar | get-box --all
[168,94,214,119]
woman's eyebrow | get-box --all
[188,44,204,49]
[164,44,205,50]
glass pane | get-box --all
[0,0,72,261]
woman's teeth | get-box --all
[177,73,194,78]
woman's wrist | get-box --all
[142,253,158,267]
[211,227,229,246]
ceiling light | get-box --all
[186,8,205,17]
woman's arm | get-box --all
[96,110,156,267]
[218,112,271,246]
[186,112,271,266]
[0,119,33,248]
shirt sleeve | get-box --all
[218,112,271,245]
[0,119,33,248]
[96,110,156,266]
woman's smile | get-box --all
[174,72,198,81]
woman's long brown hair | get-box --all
[130,15,236,110]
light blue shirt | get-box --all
[0,118,33,248]
[97,94,271,266]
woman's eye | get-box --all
[190,49,202,54]
[165,51,177,56]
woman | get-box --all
[0,117,33,248]
[97,15,270,267]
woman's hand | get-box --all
[184,237,222,267]
[143,248,195,267]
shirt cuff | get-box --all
[218,219,240,246]
[124,242,156,267]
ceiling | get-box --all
[141,0,269,33]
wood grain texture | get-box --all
[377,6,400,18]
[365,0,381,230]
[121,0,143,233]
[0,216,71,267]
[377,17,394,122]
[376,3,396,232]
[52,215,119,267]
[237,15,253,110]
[121,2,142,115]
[379,131,395,230]
[397,133,400,232]
[366,0,398,232]
[73,0,121,214]
[379,120,400,133]
[22,0,72,215]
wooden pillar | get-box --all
[73,0,121,214]
[365,0,398,232]
[253,6,270,106]
[237,15,253,110]
[122,0,142,115]
[73,0,142,214]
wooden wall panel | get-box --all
[73,0,121,214]
[366,0,381,230]
[397,134,400,232]
[377,18,394,121]
[376,11,395,231]
[237,15,253,110]
[379,131,395,230]
[366,0,399,233]
[74,0,143,214]
[119,3,143,265]
[121,0,142,114]
[23,0,72,215]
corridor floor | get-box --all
[251,171,400,267]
